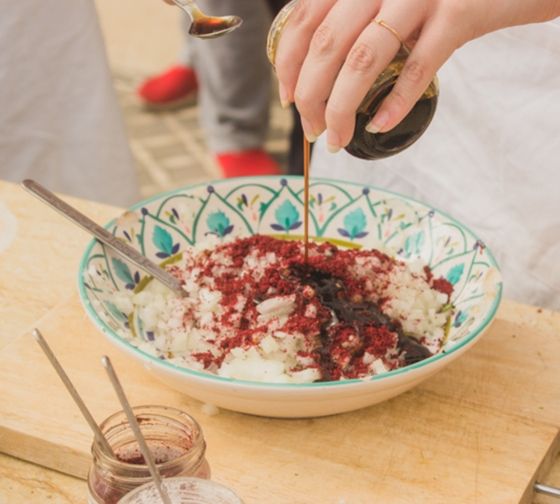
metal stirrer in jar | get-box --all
[101,356,172,504]
[31,329,115,457]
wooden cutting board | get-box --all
[1,180,560,503]
[1,296,560,504]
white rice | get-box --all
[116,237,452,383]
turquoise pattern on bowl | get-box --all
[79,176,502,396]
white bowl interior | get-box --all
[79,176,502,417]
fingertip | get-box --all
[300,117,318,143]
[340,124,357,150]
[326,129,341,153]
[325,99,360,149]
[366,110,390,134]
[327,143,341,154]
[278,82,292,109]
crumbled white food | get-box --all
[115,236,451,384]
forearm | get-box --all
[484,0,560,34]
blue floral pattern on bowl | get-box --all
[79,176,502,372]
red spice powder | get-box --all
[432,277,453,298]
[173,235,448,381]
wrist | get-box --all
[489,0,560,32]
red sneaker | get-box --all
[137,65,198,110]
[216,149,282,178]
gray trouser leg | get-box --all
[179,11,194,66]
[188,0,273,153]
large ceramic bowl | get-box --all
[79,176,502,418]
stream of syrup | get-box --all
[303,137,310,263]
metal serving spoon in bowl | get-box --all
[173,0,243,39]
[22,179,186,298]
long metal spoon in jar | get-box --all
[21,179,186,298]
[173,0,243,39]
[31,329,115,457]
[101,356,172,504]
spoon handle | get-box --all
[101,356,173,504]
[22,179,186,298]
[32,329,115,457]
[172,0,199,21]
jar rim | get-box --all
[117,476,243,504]
[93,405,206,473]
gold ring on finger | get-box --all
[373,18,403,45]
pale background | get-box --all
[96,0,183,73]
[95,0,291,199]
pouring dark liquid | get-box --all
[291,264,433,381]
[267,4,440,161]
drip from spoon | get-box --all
[173,0,243,39]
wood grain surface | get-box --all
[1,180,560,504]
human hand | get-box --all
[274,0,560,152]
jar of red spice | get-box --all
[87,405,211,504]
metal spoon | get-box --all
[101,356,172,504]
[173,0,243,39]
[534,483,560,499]
[21,179,186,298]
[32,329,115,457]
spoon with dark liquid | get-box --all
[173,0,243,39]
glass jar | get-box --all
[266,0,439,160]
[117,477,244,504]
[87,406,211,504]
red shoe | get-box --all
[216,149,282,178]
[137,65,198,110]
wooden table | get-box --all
[1,179,560,504]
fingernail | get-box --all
[327,131,341,153]
[366,110,390,134]
[301,118,318,143]
[278,82,290,109]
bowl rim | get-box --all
[78,175,503,389]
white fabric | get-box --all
[0,0,139,206]
[312,19,560,309]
